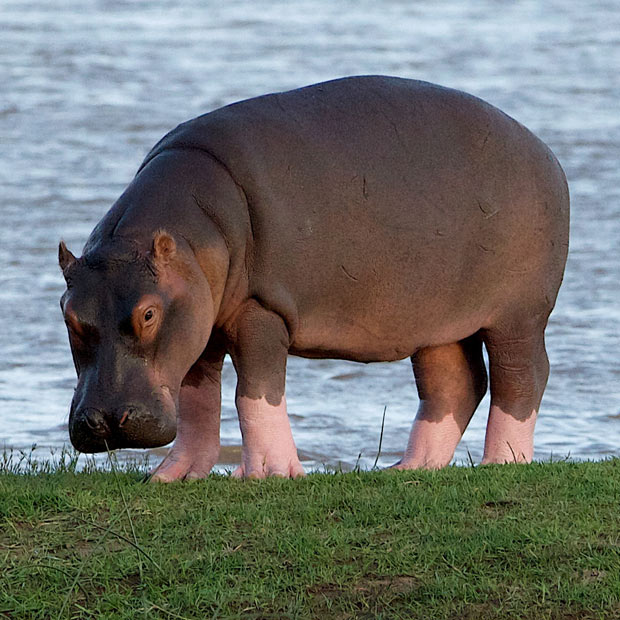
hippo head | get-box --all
[58,231,213,453]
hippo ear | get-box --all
[151,230,177,266]
[58,240,77,273]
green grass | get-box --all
[1,454,619,619]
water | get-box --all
[1,0,619,470]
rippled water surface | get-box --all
[1,0,619,469]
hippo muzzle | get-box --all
[69,400,177,453]
[66,337,180,453]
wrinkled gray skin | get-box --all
[59,76,569,477]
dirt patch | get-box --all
[308,583,343,600]
[580,568,607,583]
[454,601,501,620]
[308,574,420,609]
[481,499,519,516]
[354,575,419,594]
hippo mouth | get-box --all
[69,403,177,453]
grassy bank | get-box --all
[1,458,619,619]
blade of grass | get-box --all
[373,406,387,469]
[353,452,363,473]
[467,449,475,468]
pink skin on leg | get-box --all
[150,343,225,483]
[151,337,226,482]
[150,382,221,481]
[481,322,548,465]
[393,337,487,470]
[482,405,537,464]
[394,409,468,470]
[232,395,304,479]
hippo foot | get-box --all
[150,444,219,482]
[390,458,447,471]
[233,395,305,479]
[232,451,305,479]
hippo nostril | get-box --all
[116,405,140,429]
[82,408,110,437]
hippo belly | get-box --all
[60,76,569,478]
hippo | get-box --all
[58,76,569,479]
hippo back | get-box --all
[140,76,569,360]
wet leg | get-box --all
[481,322,549,464]
[394,334,487,470]
[228,300,304,479]
[151,333,226,482]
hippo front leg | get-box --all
[227,300,304,479]
[150,335,226,482]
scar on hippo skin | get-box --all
[58,76,568,477]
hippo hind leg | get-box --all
[394,334,488,470]
[481,317,549,464]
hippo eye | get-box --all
[132,296,162,342]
